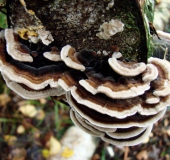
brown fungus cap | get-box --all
[69,100,157,146]
[101,125,153,146]
[79,78,150,99]
[108,52,146,76]
[61,45,85,71]
[1,26,170,146]
[142,64,158,82]
[69,85,169,118]
[5,29,33,62]
[2,73,64,100]
[67,92,167,128]
[43,47,61,62]
[71,108,149,140]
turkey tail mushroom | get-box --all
[1,27,170,146]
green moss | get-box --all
[142,0,155,58]
[109,0,149,62]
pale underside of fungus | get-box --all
[0,0,169,146]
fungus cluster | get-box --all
[96,19,124,40]
[0,28,170,146]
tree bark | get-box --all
[6,0,155,62]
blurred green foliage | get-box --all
[0,0,7,28]
[0,12,7,28]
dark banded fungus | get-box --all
[1,0,170,147]
[1,28,170,145]
[43,47,61,62]
[5,29,33,62]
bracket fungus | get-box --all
[96,19,124,40]
[1,0,170,147]
[5,29,33,62]
[43,47,61,62]
[61,45,86,71]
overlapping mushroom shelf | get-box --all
[0,29,170,146]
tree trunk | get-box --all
[6,0,155,62]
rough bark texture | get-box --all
[7,0,149,62]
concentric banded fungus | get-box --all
[1,26,170,145]
[108,52,146,76]
[73,112,103,136]
[43,47,61,62]
[142,64,158,82]
[0,65,59,90]
[61,45,85,71]
[79,78,150,99]
[0,30,68,99]
[68,93,166,146]
[65,49,170,145]
[71,108,154,147]
[71,108,149,139]
[107,127,148,139]
[2,0,170,147]
[2,73,64,100]
[101,125,153,146]
[5,29,33,62]
[145,92,160,104]
[70,109,104,137]
[67,92,167,128]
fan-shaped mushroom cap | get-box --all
[145,93,160,104]
[1,27,170,147]
[70,109,102,137]
[61,45,85,71]
[0,54,66,90]
[142,64,158,82]
[0,65,60,90]
[0,36,69,91]
[108,52,146,76]
[5,29,33,62]
[0,31,69,98]
[71,108,150,143]
[70,86,140,118]
[72,106,153,146]
[70,99,155,146]
[74,109,148,139]
[69,85,168,118]
[148,57,170,97]
[43,47,61,61]
[153,81,170,97]
[67,92,167,128]
[85,120,117,133]
[101,125,153,146]
[156,30,170,40]
[106,127,147,139]
[97,81,150,99]
[2,73,64,99]
[80,79,150,99]
[58,72,79,91]
[148,57,170,80]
